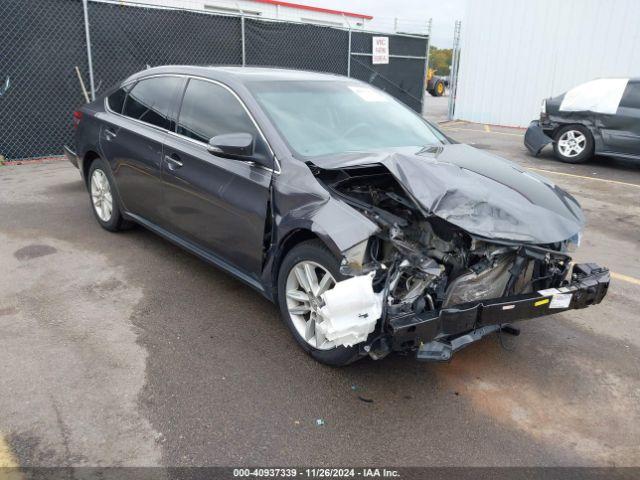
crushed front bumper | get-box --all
[387,263,609,361]
[524,120,554,156]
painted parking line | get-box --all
[441,126,525,137]
[440,126,640,186]
[526,167,640,189]
[0,434,18,468]
[611,272,640,287]
[439,126,640,187]
[438,119,467,126]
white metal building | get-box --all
[126,0,372,28]
[454,0,640,127]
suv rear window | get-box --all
[122,77,182,129]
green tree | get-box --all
[429,47,453,76]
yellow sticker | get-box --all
[534,298,550,307]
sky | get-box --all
[300,0,467,47]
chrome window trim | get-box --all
[104,83,172,135]
[104,73,281,174]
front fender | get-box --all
[273,159,379,257]
[278,195,379,259]
[260,159,379,299]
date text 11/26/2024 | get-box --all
[233,468,401,477]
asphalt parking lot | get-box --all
[0,95,639,468]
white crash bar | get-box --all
[316,273,382,347]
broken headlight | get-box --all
[540,99,549,122]
[564,231,582,252]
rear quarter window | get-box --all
[107,87,128,113]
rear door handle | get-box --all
[104,128,117,140]
[165,154,183,170]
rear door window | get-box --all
[122,76,182,130]
[176,78,257,143]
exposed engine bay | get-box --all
[309,163,582,354]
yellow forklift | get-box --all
[426,68,447,97]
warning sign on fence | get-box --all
[372,36,389,64]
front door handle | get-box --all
[165,154,183,170]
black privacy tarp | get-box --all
[88,2,243,92]
[0,0,87,160]
[245,19,349,75]
[0,0,428,159]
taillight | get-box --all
[73,110,83,129]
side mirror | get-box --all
[207,133,254,159]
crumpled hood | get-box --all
[311,144,585,244]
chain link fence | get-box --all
[0,0,88,162]
[0,0,429,161]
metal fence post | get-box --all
[82,0,95,100]
[420,18,432,116]
[343,14,351,77]
[448,20,461,120]
[347,27,352,77]
[241,15,246,66]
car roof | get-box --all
[126,65,349,84]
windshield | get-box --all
[247,80,447,158]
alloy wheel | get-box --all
[557,130,587,158]
[285,260,337,350]
[90,169,113,222]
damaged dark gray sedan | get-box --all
[65,66,609,366]
[525,78,640,163]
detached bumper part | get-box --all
[317,273,382,347]
[64,145,79,169]
[388,263,609,361]
[417,324,504,362]
[524,120,554,156]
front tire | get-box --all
[88,157,131,232]
[277,240,362,366]
[553,125,594,163]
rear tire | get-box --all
[87,157,133,232]
[277,240,362,366]
[553,125,594,164]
